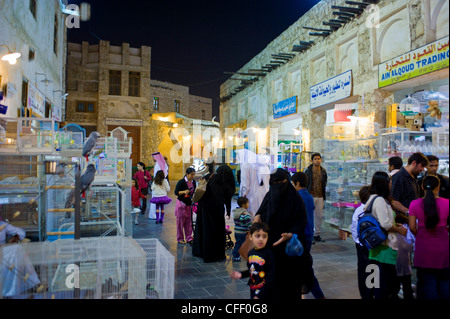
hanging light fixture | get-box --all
[36,72,53,86]
[0,45,21,65]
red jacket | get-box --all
[133,170,152,189]
[132,187,146,207]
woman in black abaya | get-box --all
[254,168,314,300]
[192,165,236,262]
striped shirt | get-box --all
[233,208,252,235]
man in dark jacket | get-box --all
[303,153,328,243]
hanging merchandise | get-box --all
[398,95,421,113]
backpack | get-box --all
[357,196,387,250]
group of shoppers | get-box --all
[352,152,449,300]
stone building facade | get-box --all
[150,79,212,120]
[0,0,67,120]
[220,0,448,156]
[66,40,214,177]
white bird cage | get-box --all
[135,239,175,299]
[92,137,118,181]
[0,237,174,299]
[109,127,132,157]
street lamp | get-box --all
[0,45,21,65]
[53,90,69,99]
[36,72,53,86]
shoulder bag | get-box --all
[192,173,214,203]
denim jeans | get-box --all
[232,233,247,259]
[416,267,450,299]
[305,236,325,299]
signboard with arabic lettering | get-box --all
[27,82,45,117]
[51,103,61,122]
[273,96,297,119]
[310,70,352,109]
[378,36,449,88]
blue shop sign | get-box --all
[273,96,297,119]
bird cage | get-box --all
[45,163,77,242]
[92,137,117,181]
[109,127,132,157]
[135,239,175,299]
[0,237,147,299]
[17,118,55,154]
[0,117,18,153]
[0,237,174,299]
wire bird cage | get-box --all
[0,237,174,299]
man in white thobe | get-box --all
[236,149,270,217]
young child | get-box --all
[232,197,252,262]
[230,222,275,300]
[394,213,415,300]
[150,170,172,224]
[131,178,146,225]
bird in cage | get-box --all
[82,131,101,162]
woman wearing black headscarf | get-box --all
[254,168,314,300]
[192,165,236,262]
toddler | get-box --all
[232,197,252,262]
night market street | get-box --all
[133,181,360,299]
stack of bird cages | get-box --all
[92,137,118,181]
[45,163,77,241]
[0,154,43,241]
[0,237,157,299]
[135,238,175,299]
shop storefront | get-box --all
[271,95,302,172]
[311,37,449,236]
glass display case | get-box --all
[322,159,379,232]
[278,141,302,173]
[315,132,382,233]
[380,127,449,176]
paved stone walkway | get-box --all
[133,181,360,299]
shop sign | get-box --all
[378,36,449,88]
[51,103,61,122]
[27,82,45,117]
[227,119,247,130]
[105,118,143,127]
[310,70,352,109]
[273,96,297,119]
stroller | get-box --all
[225,225,234,250]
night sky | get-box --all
[68,0,322,119]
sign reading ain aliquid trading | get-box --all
[378,36,449,88]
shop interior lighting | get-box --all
[0,45,21,65]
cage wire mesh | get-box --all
[1,237,174,299]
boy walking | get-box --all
[232,197,252,262]
[230,222,275,300]
[292,172,326,299]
